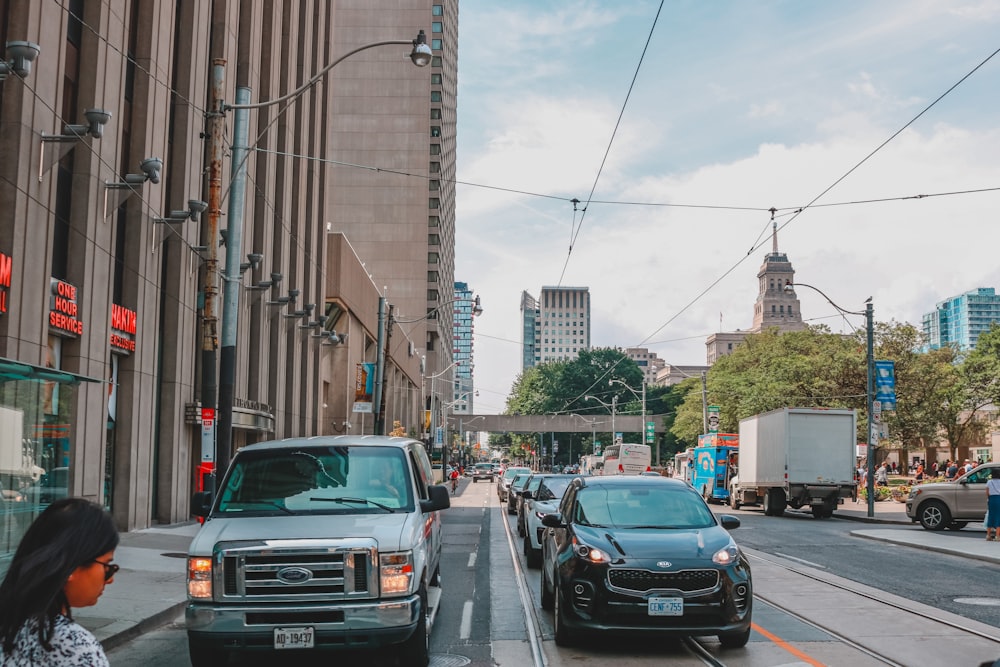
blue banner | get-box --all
[874,360,896,410]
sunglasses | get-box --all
[91,559,120,582]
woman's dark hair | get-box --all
[992,467,1000,479]
[0,498,119,653]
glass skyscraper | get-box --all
[922,287,1000,350]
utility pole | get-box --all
[200,59,226,494]
[866,300,875,519]
[373,296,388,435]
[701,371,708,434]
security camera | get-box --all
[140,157,162,184]
[84,108,112,138]
[188,199,207,221]
[6,41,40,79]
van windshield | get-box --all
[216,446,414,516]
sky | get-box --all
[453,1,1000,415]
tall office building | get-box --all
[327,1,460,394]
[452,282,475,414]
[922,287,1000,351]
[521,287,591,369]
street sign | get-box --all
[872,400,881,424]
[875,361,896,410]
[645,421,655,444]
[553,440,559,453]
[707,406,720,433]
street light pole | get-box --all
[786,282,876,519]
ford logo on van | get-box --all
[656,561,672,568]
[277,567,313,584]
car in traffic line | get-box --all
[906,462,1000,530]
[539,475,752,648]
[506,472,532,515]
[472,462,495,483]
[521,474,575,568]
[498,466,531,503]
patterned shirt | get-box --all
[0,614,109,666]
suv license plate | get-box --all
[648,597,684,616]
[274,626,315,649]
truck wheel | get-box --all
[398,583,430,667]
[762,490,774,516]
[729,490,741,510]
[811,505,831,519]
[702,486,712,504]
[918,500,951,531]
[188,640,228,667]
[764,489,785,516]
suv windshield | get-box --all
[216,445,414,515]
[574,486,715,529]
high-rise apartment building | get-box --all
[922,287,1000,351]
[452,282,475,414]
[625,347,666,386]
[521,287,591,368]
[328,1,459,394]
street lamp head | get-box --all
[410,30,433,67]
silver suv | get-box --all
[186,436,450,666]
[906,462,999,530]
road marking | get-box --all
[752,622,826,667]
[459,600,473,639]
[774,552,825,569]
[468,552,476,568]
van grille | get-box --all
[215,539,377,602]
[608,568,719,593]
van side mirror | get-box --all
[421,484,451,512]
[191,491,213,517]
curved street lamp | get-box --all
[785,282,875,519]
[211,31,435,485]
[585,394,618,447]
[393,294,482,324]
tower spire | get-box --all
[770,207,778,254]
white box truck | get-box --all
[730,407,857,518]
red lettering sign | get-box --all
[0,252,11,288]
[111,304,137,334]
[49,310,84,335]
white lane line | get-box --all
[459,600,473,639]
[774,552,826,569]
[468,552,477,568]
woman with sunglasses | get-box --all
[0,497,119,666]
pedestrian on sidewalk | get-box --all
[986,467,1000,542]
[0,498,119,666]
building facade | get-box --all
[521,286,591,369]
[0,1,447,559]
[706,223,803,363]
[451,281,475,414]
[625,347,665,387]
[922,287,1000,351]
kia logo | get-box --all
[276,566,313,584]
[656,561,672,568]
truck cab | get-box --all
[185,436,450,667]
[691,443,739,503]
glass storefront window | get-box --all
[0,364,83,566]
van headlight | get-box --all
[187,557,213,599]
[380,551,415,596]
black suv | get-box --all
[472,462,495,483]
[539,476,752,648]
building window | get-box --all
[428,289,439,301]
[428,252,439,264]
[433,4,443,16]
[431,91,442,102]
[432,39,442,50]
[429,198,440,209]
[432,21,442,32]
[431,126,441,137]
[428,215,439,227]
[430,144,441,155]
[429,180,440,191]
[432,56,442,67]
[431,108,442,119]
[428,234,440,245]
[429,161,440,173]
[428,271,438,283]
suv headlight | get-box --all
[713,544,741,566]
[571,537,610,564]
[380,551,415,596]
[908,487,920,499]
[187,557,213,599]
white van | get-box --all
[601,443,651,475]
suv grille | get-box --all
[609,568,719,593]
[215,539,378,602]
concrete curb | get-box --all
[99,600,186,653]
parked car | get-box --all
[906,462,1000,530]
[498,466,530,503]
[539,475,751,648]
[472,462,495,483]
[506,473,532,515]
[522,474,575,568]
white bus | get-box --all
[580,454,604,476]
[601,443,652,475]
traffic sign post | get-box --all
[645,421,655,444]
[707,406,720,433]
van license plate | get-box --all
[274,626,314,649]
[648,597,683,616]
